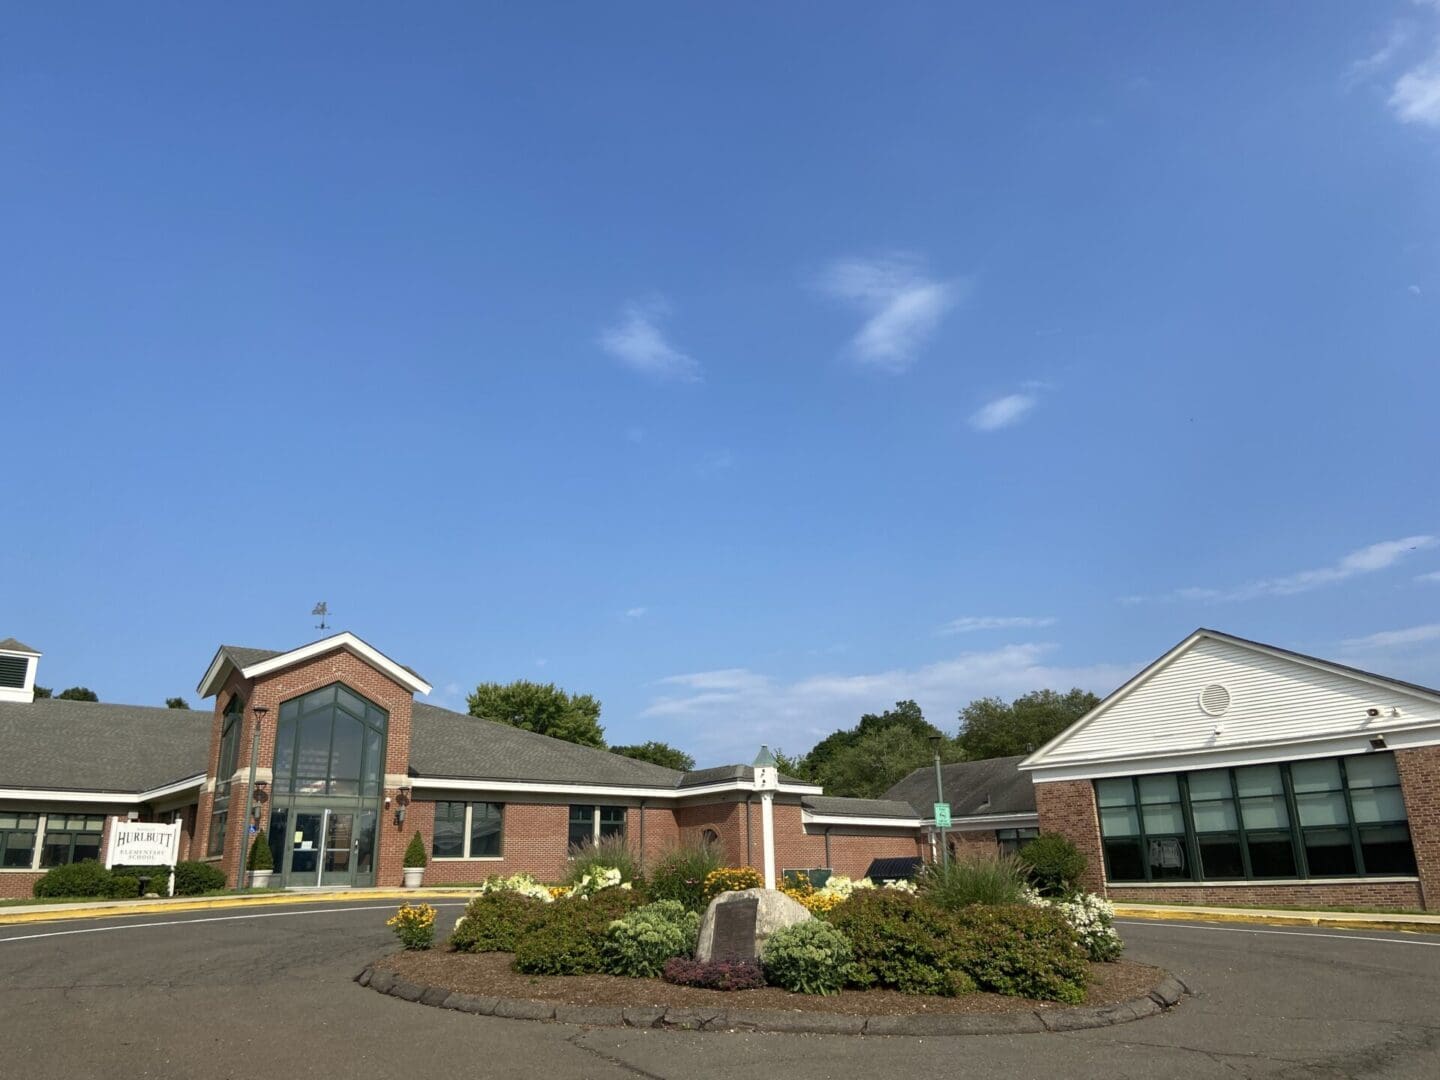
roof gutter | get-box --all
[0,773,205,806]
[410,776,822,800]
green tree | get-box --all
[56,686,99,702]
[165,697,190,710]
[467,680,605,748]
[812,724,963,799]
[770,747,808,779]
[795,700,942,783]
[611,740,695,771]
[33,686,52,699]
[956,688,1101,760]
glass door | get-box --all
[289,811,324,887]
[321,811,355,887]
[354,810,377,887]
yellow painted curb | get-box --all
[1112,904,1440,934]
[0,888,474,926]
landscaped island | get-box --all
[366,837,1182,1030]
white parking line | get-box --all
[0,902,467,944]
[1116,919,1440,947]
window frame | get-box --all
[567,804,626,852]
[270,683,389,798]
[0,812,41,869]
[38,814,106,868]
[1094,752,1416,884]
[430,801,505,860]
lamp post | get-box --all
[929,734,949,869]
[236,704,269,890]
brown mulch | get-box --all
[377,951,1164,1017]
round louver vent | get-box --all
[1198,684,1231,717]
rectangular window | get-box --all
[1093,752,1416,885]
[40,814,105,867]
[0,812,39,868]
[568,805,626,850]
[996,827,1039,856]
[432,801,504,859]
[206,810,227,858]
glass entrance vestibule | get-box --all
[262,683,389,888]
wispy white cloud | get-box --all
[817,254,967,374]
[624,607,648,619]
[970,393,1038,432]
[599,297,700,382]
[1417,570,1440,583]
[938,615,1057,635]
[1346,23,1414,89]
[1341,623,1440,650]
[1390,46,1440,125]
[643,644,1131,765]
[1123,535,1438,604]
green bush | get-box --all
[246,834,274,872]
[919,852,1029,909]
[601,900,700,978]
[110,865,170,893]
[403,832,428,869]
[449,890,550,953]
[32,860,112,898]
[647,842,723,913]
[1019,833,1087,897]
[172,861,227,896]
[564,834,636,886]
[106,875,141,899]
[761,920,854,996]
[948,904,1089,1003]
[826,890,975,996]
[512,890,644,976]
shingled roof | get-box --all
[801,796,920,819]
[0,698,211,794]
[883,755,1036,819]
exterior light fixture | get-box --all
[394,786,411,827]
[1369,734,1388,750]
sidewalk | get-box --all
[1112,901,1440,933]
[0,886,478,926]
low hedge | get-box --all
[173,861,228,896]
[449,890,550,953]
[32,860,112,898]
[826,890,1087,1002]
[33,859,226,900]
[512,889,645,976]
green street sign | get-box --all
[933,803,951,828]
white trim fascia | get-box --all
[198,632,432,697]
[802,812,923,828]
[1028,724,1440,784]
[138,773,206,802]
[413,776,822,802]
[777,781,825,795]
[0,773,206,806]
[922,811,1040,831]
[1021,628,1440,772]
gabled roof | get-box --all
[1020,627,1440,776]
[0,698,210,794]
[883,755,1035,819]
[801,796,922,820]
[0,638,41,655]
[197,632,431,697]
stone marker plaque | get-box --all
[710,896,759,960]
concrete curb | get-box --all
[1112,904,1440,934]
[0,888,472,926]
[355,964,1189,1036]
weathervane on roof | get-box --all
[312,602,330,630]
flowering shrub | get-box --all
[1021,886,1123,962]
[791,875,916,915]
[663,957,767,991]
[450,890,549,953]
[474,872,555,902]
[563,866,633,899]
[703,866,763,901]
[601,900,700,978]
[387,903,437,950]
[761,920,856,996]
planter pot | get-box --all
[403,867,425,888]
[250,870,273,889]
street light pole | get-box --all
[929,735,949,869]
[235,704,269,891]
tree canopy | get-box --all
[56,686,99,702]
[32,686,52,699]
[610,740,695,771]
[467,680,605,748]
[779,700,962,798]
[955,688,1101,759]
[165,697,190,710]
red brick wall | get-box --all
[1107,880,1425,908]
[945,829,999,860]
[1396,744,1440,911]
[409,801,575,885]
[1034,779,1108,894]
[676,801,750,867]
[770,803,922,879]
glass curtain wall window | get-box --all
[432,801,503,859]
[215,695,244,799]
[271,685,388,798]
[568,805,626,850]
[1094,752,1416,883]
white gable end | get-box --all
[1024,633,1440,779]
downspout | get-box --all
[744,798,753,868]
[638,800,647,873]
[823,825,832,870]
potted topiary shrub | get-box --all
[246,833,274,889]
[402,831,427,887]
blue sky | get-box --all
[3,3,1438,766]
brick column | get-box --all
[1395,745,1440,912]
[1033,779,1107,895]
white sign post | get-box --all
[106,820,183,896]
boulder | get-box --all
[695,888,811,963]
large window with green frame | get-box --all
[1095,751,1416,883]
[271,683,388,797]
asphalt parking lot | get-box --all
[1,902,1437,1079]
